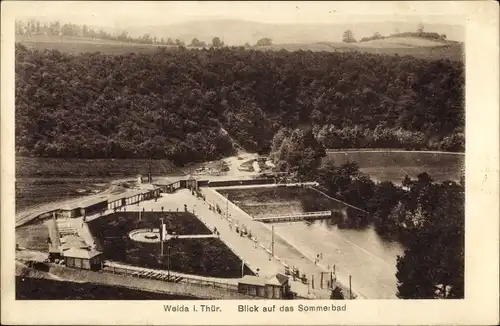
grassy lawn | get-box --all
[88,212,253,278]
[89,212,212,237]
[15,220,49,251]
[16,277,202,300]
[324,151,464,184]
[17,36,463,61]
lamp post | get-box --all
[168,244,171,277]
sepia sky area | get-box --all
[13,1,465,28]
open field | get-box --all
[17,35,463,61]
[16,157,181,210]
[87,212,252,278]
[359,36,450,47]
[16,157,179,179]
[15,219,49,251]
[17,35,164,55]
[16,277,202,300]
[324,150,464,184]
[260,41,463,61]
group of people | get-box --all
[314,253,323,265]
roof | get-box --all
[239,275,267,286]
[266,273,289,286]
[154,179,178,186]
[63,248,102,259]
[60,196,108,211]
[60,235,89,251]
[107,188,158,203]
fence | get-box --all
[199,178,277,188]
[103,261,240,293]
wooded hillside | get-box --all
[15,44,464,164]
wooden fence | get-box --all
[103,262,240,293]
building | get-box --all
[154,176,195,193]
[265,273,290,299]
[63,248,103,271]
[60,197,108,218]
[238,275,267,297]
[107,193,126,211]
[107,188,160,211]
[238,273,290,299]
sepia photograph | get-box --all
[1,1,498,325]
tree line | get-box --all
[271,126,464,299]
[15,19,274,48]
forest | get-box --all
[15,43,464,164]
[271,127,464,299]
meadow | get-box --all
[15,157,181,210]
[16,277,201,300]
[17,35,164,55]
[17,35,463,61]
[15,219,49,251]
[324,151,465,184]
[87,212,252,278]
[257,41,463,61]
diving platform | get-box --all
[254,211,332,223]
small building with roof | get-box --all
[63,247,103,271]
[154,176,197,193]
[238,273,290,299]
[60,197,108,218]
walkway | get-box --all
[171,234,217,239]
[205,187,358,299]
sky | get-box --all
[12,1,466,28]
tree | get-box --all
[417,23,425,34]
[273,127,326,180]
[372,32,382,39]
[330,286,345,299]
[255,37,273,47]
[396,180,464,299]
[212,36,224,48]
[342,30,356,43]
[190,38,201,47]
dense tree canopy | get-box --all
[15,43,464,163]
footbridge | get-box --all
[254,211,332,223]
